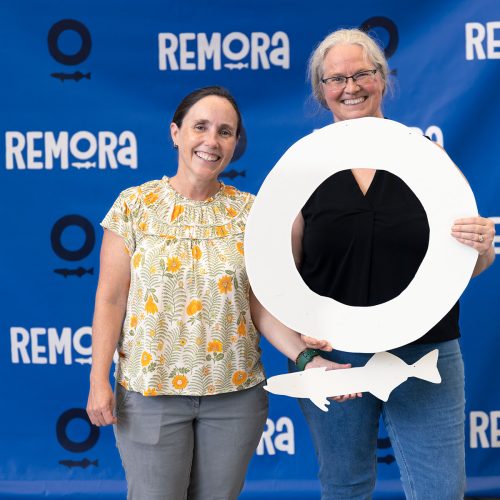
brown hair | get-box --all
[172,86,242,137]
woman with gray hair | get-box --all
[287,28,495,499]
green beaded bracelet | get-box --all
[295,348,320,371]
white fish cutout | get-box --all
[264,350,441,412]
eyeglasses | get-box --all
[321,69,378,89]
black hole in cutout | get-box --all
[298,169,429,307]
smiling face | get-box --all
[321,44,384,122]
[170,95,239,186]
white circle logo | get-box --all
[245,118,477,352]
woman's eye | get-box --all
[194,124,205,131]
[220,129,233,137]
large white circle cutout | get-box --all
[245,117,478,353]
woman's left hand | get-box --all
[451,216,495,255]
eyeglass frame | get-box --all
[321,69,378,88]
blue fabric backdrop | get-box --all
[1,0,500,497]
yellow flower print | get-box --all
[192,245,202,260]
[123,244,131,257]
[186,299,202,316]
[207,385,216,394]
[196,336,203,346]
[231,335,237,343]
[202,366,210,376]
[167,256,182,273]
[145,295,158,314]
[226,206,237,218]
[141,351,152,367]
[143,387,157,396]
[226,314,234,323]
[223,185,237,197]
[232,371,248,386]
[119,380,129,390]
[172,375,188,390]
[171,204,185,222]
[157,340,164,351]
[180,338,187,346]
[215,225,229,237]
[207,340,223,352]
[133,253,142,268]
[129,315,138,328]
[237,320,247,337]
[139,221,148,231]
[123,202,131,216]
[159,354,165,365]
[236,241,244,255]
[157,383,163,391]
[144,192,159,206]
[218,275,233,294]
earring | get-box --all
[173,143,178,150]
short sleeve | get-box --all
[101,192,136,255]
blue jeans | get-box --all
[290,340,465,500]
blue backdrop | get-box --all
[1,0,500,498]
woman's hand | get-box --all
[305,355,362,402]
[87,379,117,427]
[301,335,333,352]
[451,216,495,255]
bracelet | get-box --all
[295,348,320,371]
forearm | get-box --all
[89,295,127,384]
[472,245,495,278]
[250,291,306,362]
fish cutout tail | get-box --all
[310,395,330,412]
[411,349,441,384]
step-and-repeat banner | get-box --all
[1,1,499,498]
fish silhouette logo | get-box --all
[51,71,91,82]
[264,350,441,412]
[224,62,249,70]
[71,161,96,169]
[75,357,92,365]
[220,169,246,180]
[59,458,98,469]
[54,267,94,278]
[378,455,396,465]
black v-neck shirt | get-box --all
[300,169,459,345]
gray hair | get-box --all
[308,28,390,109]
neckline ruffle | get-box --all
[129,177,253,240]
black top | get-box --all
[300,169,459,345]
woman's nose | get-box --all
[344,78,360,93]
[203,130,218,147]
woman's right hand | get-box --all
[87,379,117,427]
[301,334,333,352]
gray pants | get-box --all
[114,382,268,500]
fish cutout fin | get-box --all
[369,385,393,402]
[364,351,399,369]
[411,349,441,384]
[310,395,330,412]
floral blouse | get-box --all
[102,177,265,396]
